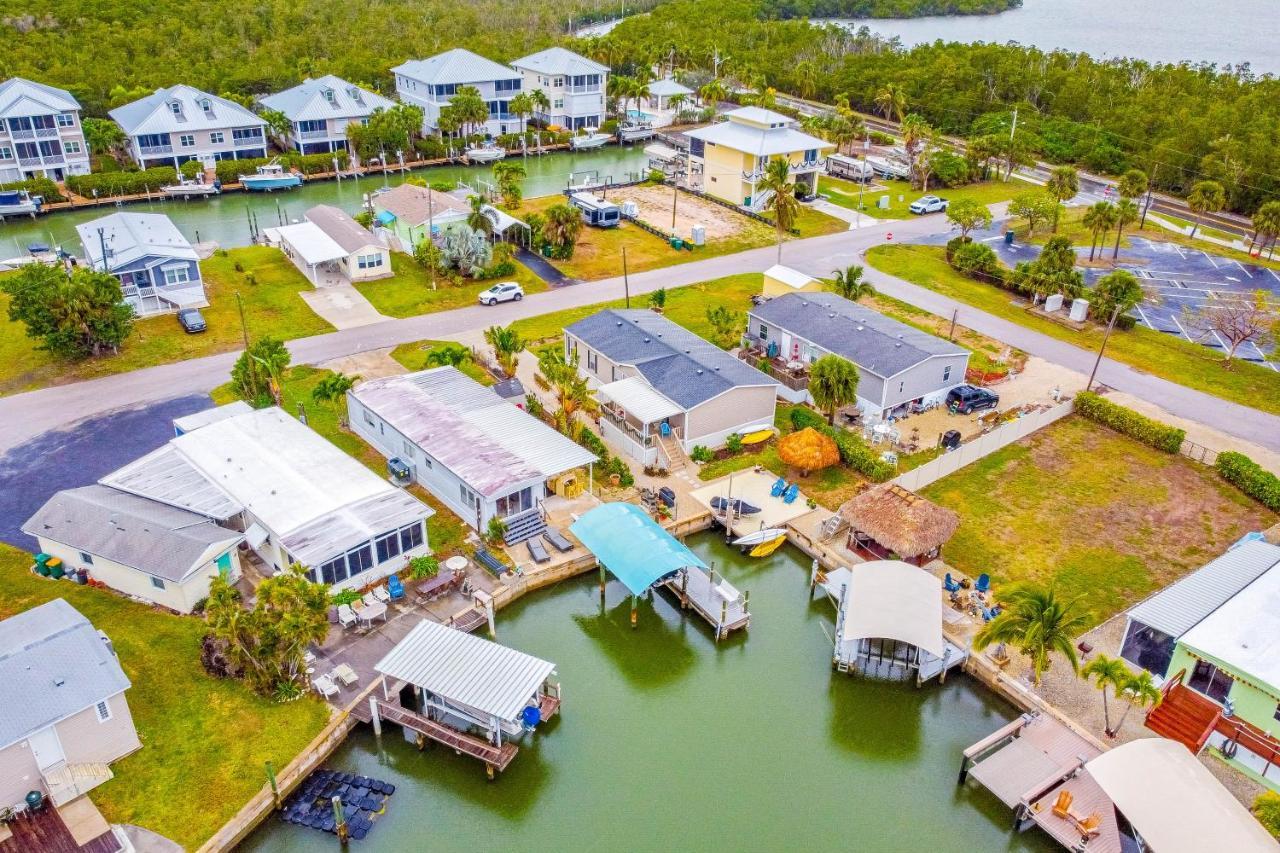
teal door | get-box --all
[215,552,233,579]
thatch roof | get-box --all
[838,484,960,558]
[778,427,840,473]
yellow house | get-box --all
[684,106,834,210]
[762,263,821,296]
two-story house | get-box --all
[0,599,142,809]
[109,85,268,171]
[0,77,91,182]
[257,75,396,157]
[76,212,207,316]
[510,47,608,131]
[393,48,523,137]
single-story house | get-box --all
[838,484,960,566]
[268,204,390,284]
[349,367,596,545]
[564,309,779,466]
[22,485,244,614]
[761,264,821,297]
[746,292,971,420]
[76,212,206,317]
[371,183,472,250]
[99,404,434,590]
[0,599,141,808]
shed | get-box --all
[839,484,959,565]
[762,263,820,296]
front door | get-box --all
[1189,659,1235,703]
[28,726,65,770]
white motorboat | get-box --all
[570,132,612,150]
[162,178,221,198]
[618,121,655,143]
[239,160,303,191]
[0,189,42,218]
[464,143,506,163]
[731,528,787,547]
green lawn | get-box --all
[921,416,1276,625]
[819,176,1024,219]
[353,253,548,318]
[0,544,331,849]
[390,339,496,386]
[866,244,1280,415]
[0,246,333,396]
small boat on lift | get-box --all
[570,131,612,150]
[618,121,655,143]
[464,142,506,163]
[0,189,42,219]
[711,496,761,516]
[749,535,787,558]
[0,242,66,270]
[162,178,221,198]
[239,160,302,191]
[732,528,786,548]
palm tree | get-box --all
[829,264,875,301]
[1111,198,1140,259]
[899,113,932,189]
[808,355,859,424]
[424,344,471,368]
[467,194,495,237]
[1110,670,1162,736]
[874,83,907,124]
[1186,179,1226,238]
[667,92,688,123]
[794,61,818,100]
[973,584,1090,686]
[759,158,800,263]
[537,348,598,435]
[1249,199,1280,257]
[698,78,727,108]
[1081,654,1130,737]
[259,108,292,149]
[509,92,534,138]
[528,89,551,138]
[1082,201,1117,261]
[1046,165,1080,232]
[483,325,524,377]
[541,202,583,258]
[1116,168,1148,202]
[1086,269,1146,389]
[310,372,359,425]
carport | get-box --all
[265,222,347,285]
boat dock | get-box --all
[353,697,520,774]
[661,566,750,641]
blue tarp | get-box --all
[570,503,707,596]
[375,210,396,225]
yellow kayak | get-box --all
[749,535,786,558]
[741,428,774,446]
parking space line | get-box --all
[1269,268,1280,284]
[1202,251,1217,269]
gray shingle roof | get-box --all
[22,485,243,583]
[392,49,520,86]
[1128,540,1280,638]
[0,599,131,749]
[511,47,608,77]
[749,293,968,379]
[565,309,777,410]
[257,75,395,123]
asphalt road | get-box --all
[1,210,1277,458]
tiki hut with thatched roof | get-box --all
[838,484,959,566]
[777,427,840,476]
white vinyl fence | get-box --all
[891,399,1076,491]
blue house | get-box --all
[76,212,207,316]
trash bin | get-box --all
[47,557,64,579]
[670,237,683,250]
[542,245,552,258]
[1004,230,1015,245]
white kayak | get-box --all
[731,528,787,547]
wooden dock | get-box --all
[661,566,750,641]
[352,698,519,774]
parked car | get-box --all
[908,195,949,215]
[176,308,206,333]
[946,385,999,414]
[478,282,523,305]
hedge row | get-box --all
[66,167,177,198]
[1074,391,1186,453]
[789,406,896,482]
[0,176,64,203]
[1216,452,1280,512]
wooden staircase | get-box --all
[657,432,688,474]
[1145,674,1221,753]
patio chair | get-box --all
[975,573,991,594]
[1051,790,1074,819]
[1074,814,1101,838]
[337,604,359,629]
[362,591,380,608]
[386,575,405,600]
[527,537,551,564]
[312,674,339,698]
[783,483,799,504]
[770,477,787,498]
[331,663,359,687]
[370,585,391,604]
[943,573,961,593]
[544,528,575,552]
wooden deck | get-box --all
[0,801,121,853]
[446,607,487,634]
[353,698,519,772]
[538,693,561,721]
[1026,772,1123,853]
[962,713,1102,808]
[660,566,750,641]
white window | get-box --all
[64,140,82,154]
[403,439,414,456]
[162,266,191,285]
[422,454,433,470]
[56,113,75,127]
[943,365,952,382]
[179,134,195,148]
[357,253,384,269]
[553,99,564,110]
[95,700,112,722]
[169,101,182,115]
[209,131,224,144]
[0,147,12,160]
[553,77,564,88]
[151,576,166,590]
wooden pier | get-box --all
[353,698,520,774]
[661,566,750,641]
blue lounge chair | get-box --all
[975,573,990,594]
[783,483,799,504]
[386,575,405,600]
[944,573,961,592]
[475,547,506,577]
[770,477,787,497]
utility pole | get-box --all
[947,308,958,342]
[97,227,108,272]
[1140,162,1159,229]
[427,189,436,290]
[671,182,679,232]
[1086,305,1121,392]
[235,291,249,349]
[622,245,630,308]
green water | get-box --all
[0,146,648,256]
[240,534,1054,852]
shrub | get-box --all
[1,176,64,203]
[575,422,610,462]
[216,157,270,185]
[869,131,895,146]
[66,167,176,198]
[409,555,439,579]
[1074,391,1185,453]
[601,118,619,134]
[1216,452,1280,512]
[285,150,347,175]
[179,160,202,179]
[486,515,508,544]
[725,433,743,453]
[952,241,1003,283]
[1255,791,1280,840]
[789,406,825,431]
[690,445,713,463]
[414,138,449,160]
[330,589,361,606]
[789,406,894,481]
[647,168,666,184]
[606,455,634,487]
[928,149,970,187]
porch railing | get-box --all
[297,128,333,140]
[738,347,809,391]
[139,144,173,155]
[601,408,652,447]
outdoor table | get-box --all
[355,600,387,624]
[444,555,469,573]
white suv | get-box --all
[478,282,524,305]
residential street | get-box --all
[0,209,1277,456]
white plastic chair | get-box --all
[312,674,339,698]
[337,604,358,628]
[371,585,391,604]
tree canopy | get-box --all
[2,264,133,359]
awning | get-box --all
[483,205,528,235]
[571,503,707,596]
[375,210,397,225]
[244,523,269,550]
[157,286,208,308]
[270,221,347,265]
[1086,739,1278,853]
[643,143,681,162]
[835,560,944,657]
[596,377,682,424]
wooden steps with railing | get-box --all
[657,431,688,474]
[1145,670,1221,752]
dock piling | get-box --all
[368,697,382,738]
[331,796,349,844]
[265,760,280,809]
[680,570,689,608]
[630,594,638,628]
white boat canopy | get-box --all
[643,143,681,162]
[1086,738,1279,853]
[835,560,944,658]
[596,376,682,424]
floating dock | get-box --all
[661,566,750,640]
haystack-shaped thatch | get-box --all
[778,427,840,474]
[838,484,959,560]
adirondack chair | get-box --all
[337,604,359,629]
[770,477,787,498]
[944,573,961,592]
[386,575,405,600]
[975,573,991,594]
[782,483,799,504]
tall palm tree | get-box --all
[310,372,359,424]
[537,348,598,435]
[1046,165,1080,232]
[1251,200,1280,258]
[829,264,875,301]
[467,194,495,236]
[1116,167,1148,202]
[483,325,524,377]
[509,92,533,137]
[973,584,1090,686]
[899,114,932,189]
[541,202,583,257]
[1082,201,1117,261]
[1110,671,1162,737]
[1111,198,1140,259]
[1186,179,1226,238]
[1081,654,1130,737]
[808,355,859,424]
[794,61,818,100]
[874,83,907,124]
[759,157,800,263]
[698,78,727,108]
[1086,269,1146,389]
[667,92,688,123]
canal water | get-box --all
[0,146,649,257]
[241,533,1054,853]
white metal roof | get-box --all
[1179,555,1280,696]
[376,619,555,724]
[0,77,80,118]
[763,264,818,289]
[685,112,833,158]
[173,400,254,434]
[1086,739,1279,853]
[647,78,693,97]
[643,143,681,162]
[511,47,608,77]
[266,221,348,265]
[1127,540,1280,638]
[101,444,244,520]
[596,376,682,424]
[77,212,197,271]
[109,84,266,136]
[392,48,520,86]
[835,560,944,658]
[257,75,395,123]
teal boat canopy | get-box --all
[570,503,707,595]
[375,210,397,225]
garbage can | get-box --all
[670,237,683,250]
[47,557,64,579]
[1004,230,1015,245]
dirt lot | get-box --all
[606,183,765,241]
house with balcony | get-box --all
[745,292,970,421]
[683,106,834,210]
[510,47,608,131]
[393,48,523,137]
[0,599,141,810]
[76,212,206,317]
[0,77,91,182]
[564,309,779,467]
[258,75,396,157]
[109,85,268,170]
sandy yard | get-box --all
[605,183,762,241]
[316,347,407,380]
